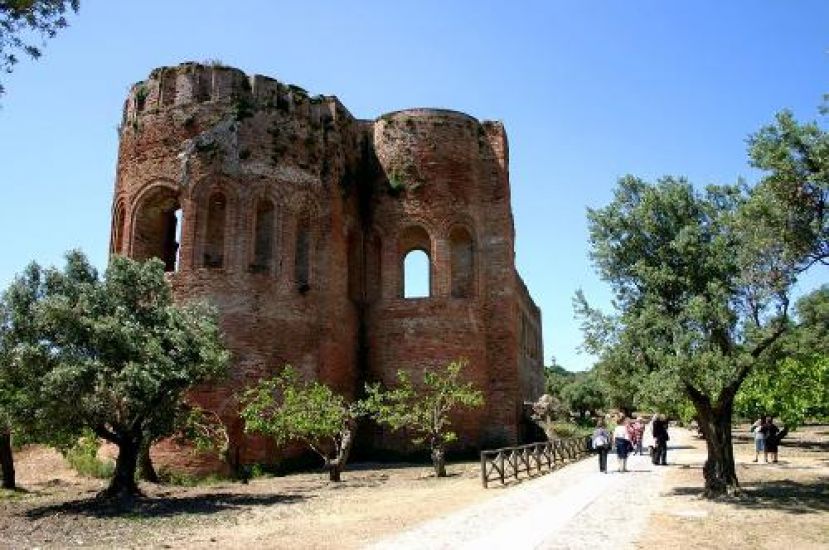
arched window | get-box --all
[347,231,361,301]
[251,198,275,272]
[203,191,227,268]
[132,187,182,272]
[111,203,126,255]
[295,217,310,292]
[403,250,430,298]
[366,232,382,302]
[399,225,431,299]
[449,226,474,298]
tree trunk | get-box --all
[692,398,740,498]
[0,428,15,490]
[431,443,447,477]
[326,424,355,483]
[102,433,142,498]
[327,461,342,482]
[138,441,159,483]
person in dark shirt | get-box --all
[763,416,788,463]
[652,414,670,465]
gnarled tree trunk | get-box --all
[0,427,15,490]
[690,393,740,498]
[138,441,159,483]
[102,431,142,498]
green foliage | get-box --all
[156,469,226,487]
[362,360,484,468]
[747,105,828,270]
[736,355,828,427]
[176,406,229,458]
[241,366,355,448]
[240,365,358,479]
[558,371,606,417]
[0,251,229,495]
[0,0,79,96]
[232,95,255,121]
[64,430,114,479]
[546,422,591,439]
[735,286,829,427]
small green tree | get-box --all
[1,252,228,497]
[363,360,484,477]
[240,366,358,482]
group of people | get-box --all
[750,416,788,463]
[591,414,670,473]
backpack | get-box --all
[592,433,608,448]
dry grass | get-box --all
[0,448,495,549]
[643,425,829,550]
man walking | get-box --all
[652,414,669,465]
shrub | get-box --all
[64,432,114,479]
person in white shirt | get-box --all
[613,418,633,472]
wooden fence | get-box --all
[480,437,590,488]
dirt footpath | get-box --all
[368,434,676,549]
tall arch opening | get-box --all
[450,226,474,298]
[295,216,311,292]
[132,187,182,272]
[251,198,275,273]
[111,203,126,255]
[203,191,227,268]
[399,225,431,299]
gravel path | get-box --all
[367,429,689,550]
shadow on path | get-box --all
[25,492,305,519]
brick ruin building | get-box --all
[109,63,544,472]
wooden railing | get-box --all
[480,437,590,488]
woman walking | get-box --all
[592,419,611,473]
[613,418,632,472]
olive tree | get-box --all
[1,252,228,497]
[578,177,794,497]
[240,366,358,482]
[362,359,484,477]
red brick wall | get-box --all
[110,63,543,473]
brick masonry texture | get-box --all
[109,63,545,473]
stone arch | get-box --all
[130,182,182,272]
[347,229,362,301]
[398,225,432,298]
[250,196,276,273]
[449,224,475,298]
[294,211,312,293]
[365,230,382,303]
[202,190,228,268]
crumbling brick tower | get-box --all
[110,63,544,471]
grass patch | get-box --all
[64,434,114,479]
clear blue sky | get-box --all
[1,1,827,371]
